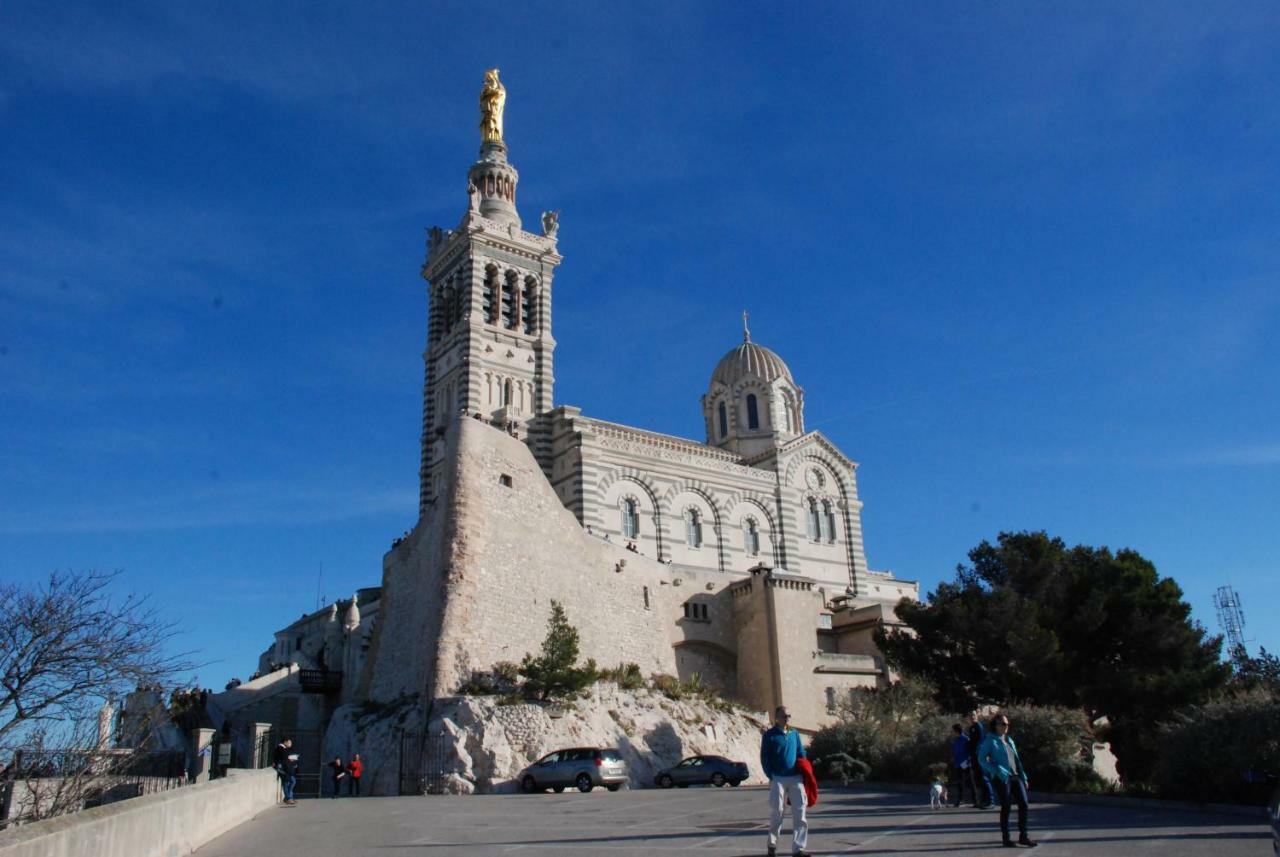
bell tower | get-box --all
[417,70,563,515]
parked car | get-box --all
[1269,775,1279,854]
[518,747,628,793]
[654,755,749,788]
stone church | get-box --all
[243,72,917,734]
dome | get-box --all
[710,340,795,389]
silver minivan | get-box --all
[518,747,628,793]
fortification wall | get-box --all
[363,444,457,702]
[431,419,683,694]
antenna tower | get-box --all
[1213,584,1248,654]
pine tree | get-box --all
[519,601,598,700]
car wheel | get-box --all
[521,776,539,794]
[729,779,742,787]
[606,784,621,792]
[711,773,726,787]
[677,783,689,788]
[575,773,593,793]
[553,786,565,793]
[658,774,674,789]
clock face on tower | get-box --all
[806,468,825,491]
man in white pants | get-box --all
[760,706,810,857]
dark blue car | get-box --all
[654,755,749,788]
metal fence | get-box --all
[0,748,186,828]
[266,729,323,798]
[398,730,450,795]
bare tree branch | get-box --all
[0,570,193,749]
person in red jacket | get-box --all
[346,754,363,796]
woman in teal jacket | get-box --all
[978,714,1037,848]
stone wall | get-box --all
[0,769,276,857]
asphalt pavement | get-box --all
[194,786,1272,856]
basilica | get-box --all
[239,71,917,737]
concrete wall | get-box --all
[0,768,277,857]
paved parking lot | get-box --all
[196,787,1272,856]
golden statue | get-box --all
[479,68,506,143]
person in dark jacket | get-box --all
[328,756,347,798]
[965,711,994,808]
[978,713,1037,848]
[273,738,296,805]
[760,706,811,857]
[948,723,973,807]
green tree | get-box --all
[875,531,1228,781]
[1229,646,1280,693]
[518,601,598,700]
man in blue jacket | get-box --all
[760,706,810,857]
[978,714,1037,848]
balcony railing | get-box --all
[298,669,343,694]
[813,652,881,674]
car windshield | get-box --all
[600,750,622,762]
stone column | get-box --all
[252,723,273,768]
[191,727,216,783]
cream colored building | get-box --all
[253,76,917,733]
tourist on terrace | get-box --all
[760,705,811,857]
[347,754,363,796]
[949,723,973,807]
[978,714,1037,848]
[329,756,347,798]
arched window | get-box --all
[744,518,760,556]
[746,394,759,430]
[806,498,821,541]
[621,498,639,539]
[718,402,727,438]
[502,378,513,408]
[685,508,703,548]
[822,500,837,542]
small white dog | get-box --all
[929,779,947,810]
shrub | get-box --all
[1154,689,1280,805]
[599,662,644,689]
[817,753,870,785]
[651,674,683,700]
[995,704,1098,793]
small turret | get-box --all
[343,593,361,632]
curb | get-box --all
[825,781,1268,819]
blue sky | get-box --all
[2,2,1277,689]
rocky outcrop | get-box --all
[323,683,772,795]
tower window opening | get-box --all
[622,498,640,539]
[502,378,513,408]
[502,271,518,329]
[807,498,821,541]
[718,402,727,438]
[746,394,759,430]
[522,279,537,334]
[685,508,703,548]
[744,518,760,556]
[682,602,709,621]
[822,500,837,543]
[483,267,499,324]
[643,585,650,610]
